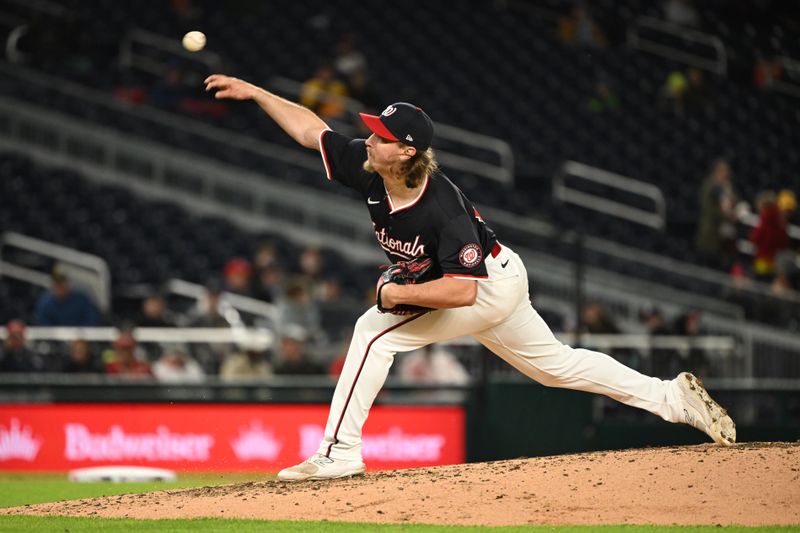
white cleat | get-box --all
[277,454,366,482]
[675,372,736,446]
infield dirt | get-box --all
[4,442,799,526]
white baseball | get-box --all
[182,31,206,52]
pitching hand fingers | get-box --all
[204,74,227,85]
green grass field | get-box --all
[0,473,796,532]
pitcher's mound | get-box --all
[5,442,799,526]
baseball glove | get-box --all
[376,256,434,315]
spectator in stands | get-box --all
[220,335,273,381]
[112,72,147,105]
[642,308,679,378]
[332,34,380,112]
[188,280,232,373]
[672,310,709,376]
[643,307,670,336]
[135,292,177,360]
[252,241,284,303]
[150,62,190,112]
[334,34,368,81]
[254,240,280,271]
[0,320,45,373]
[224,258,254,296]
[777,189,797,226]
[35,268,99,327]
[753,53,783,91]
[695,159,738,269]
[663,0,700,27]
[770,271,796,298]
[684,67,714,113]
[136,292,176,328]
[273,325,324,375]
[61,339,103,373]
[277,278,323,344]
[300,63,349,120]
[298,245,325,298]
[660,70,688,115]
[749,190,790,279]
[580,303,620,334]
[559,5,607,49]
[581,303,640,368]
[253,264,284,303]
[105,333,152,378]
[152,345,206,383]
[189,279,229,327]
[587,80,620,113]
[398,344,470,385]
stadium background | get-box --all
[0,0,799,475]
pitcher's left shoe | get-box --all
[675,372,736,446]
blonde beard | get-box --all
[363,159,402,179]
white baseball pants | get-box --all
[317,244,686,461]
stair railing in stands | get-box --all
[553,160,667,230]
[165,278,279,325]
[627,16,727,76]
[0,232,111,312]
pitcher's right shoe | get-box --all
[675,372,736,446]
[277,454,366,481]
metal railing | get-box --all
[165,278,279,325]
[627,15,727,75]
[0,232,111,312]
[0,326,746,379]
[553,161,667,230]
[268,76,516,186]
[0,325,273,346]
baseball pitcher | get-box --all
[204,74,736,481]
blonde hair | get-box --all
[401,147,439,188]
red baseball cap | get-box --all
[359,103,434,150]
[224,258,253,278]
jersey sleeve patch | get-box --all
[458,243,482,268]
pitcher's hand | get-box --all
[204,74,258,100]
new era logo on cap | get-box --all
[359,102,434,151]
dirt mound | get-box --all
[5,442,799,526]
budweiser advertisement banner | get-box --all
[0,404,465,471]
